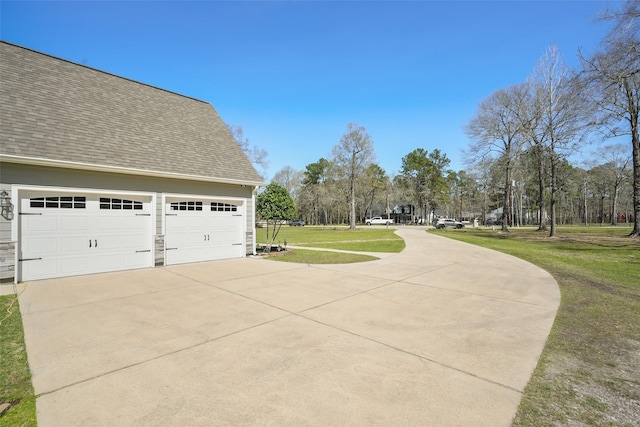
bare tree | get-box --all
[227,124,269,181]
[532,45,590,237]
[465,84,528,232]
[581,0,640,236]
[464,155,496,225]
[360,163,389,221]
[592,144,632,225]
[271,166,303,201]
[517,76,550,231]
[589,163,613,224]
[331,123,375,229]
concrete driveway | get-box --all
[18,228,560,426]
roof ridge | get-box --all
[0,40,209,105]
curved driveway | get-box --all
[19,227,559,426]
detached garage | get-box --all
[0,41,263,283]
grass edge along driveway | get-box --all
[0,293,37,426]
[433,226,639,427]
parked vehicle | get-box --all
[365,216,393,225]
[289,219,305,226]
[485,217,501,226]
[434,218,464,229]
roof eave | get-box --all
[0,155,265,187]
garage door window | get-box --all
[30,196,86,209]
[170,201,203,211]
[211,202,238,212]
[100,198,143,210]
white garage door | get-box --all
[164,198,244,266]
[19,190,153,281]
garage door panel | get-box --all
[188,231,208,242]
[97,216,122,230]
[211,234,241,242]
[211,247,227,259]
[60,236,90,253]
[23,215,58,232]
[24,236,58,255]
[211,244,243,259]
[92,233,130,250]
[211,220,237,230]
[22,259,59,281]
[122,233,148,249]
[122,251,152,268]
[166,231,203,247]
[95,235,122,250]
[166,247,211,265]
[96,250,151,271]
[61,215,89,231]
[123,216,149,229]
[60,256,93,275]
[97,253,124,271]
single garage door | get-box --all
[19,190,153,281]
[164,197,244,266]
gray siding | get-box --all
[155,196,163,236]
[1,163,255,198]
[154,235,165,266]
[0,183,12,241]
[245,196,255,255]
[154,196,164,265]
[0,183,15,281]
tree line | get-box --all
[254,1,639,237]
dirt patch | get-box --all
[263,249,293,258]
[513,231,640,247]
[540,340,640,426]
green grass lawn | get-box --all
[267,248,379,264]
[432,226,640,426]
[0,294,37,427]
[256,225,405,254]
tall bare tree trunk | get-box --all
[628,80,640,237]
[550,158,558,237]
[502,161,511,232]
[349,153,356,229]
[537,147,548,231]
[612,184,619,226]
[583,180,588,227]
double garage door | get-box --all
[18,190,247,281]
[19,190,154,282]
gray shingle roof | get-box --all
[0,41,263,185]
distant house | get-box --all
[390,204,416,224]
[0,41,263,282]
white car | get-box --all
[365,216,393,225]
[434,218,464,229]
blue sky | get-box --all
[1,1,617,180]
